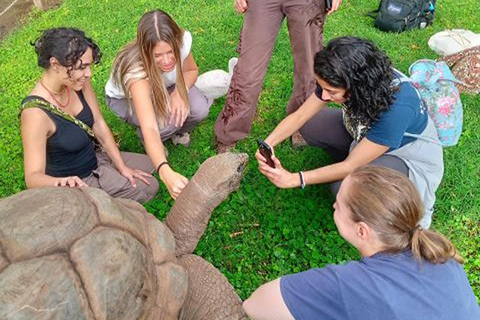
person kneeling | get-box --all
[244,166,479,320]
[105,9,213,199]
[21,28,158,203]
[256,37,443,228]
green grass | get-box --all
[1,0,479,301]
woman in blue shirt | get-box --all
[256,37,443,228]
[244,166,479,320]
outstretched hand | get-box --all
[257,153,300,189]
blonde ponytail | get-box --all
[347,166,463,264]
[411,227,463,264]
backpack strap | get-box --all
[392,68,411,84]
[390,68,442,145]
[21,97,101,148]
[403,131,442,145]
[391,68,426,102]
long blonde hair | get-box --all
[346,166,463,264]
[111,9,188,123]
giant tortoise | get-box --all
[0,153,248,320]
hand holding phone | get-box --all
[257,139,275,168]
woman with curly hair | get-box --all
[256,36,443,228]
[20,28,158,203]
[244,166,479,320]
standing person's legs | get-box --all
[83,152,159,203]
[284,0,325,115]
[214,0,285,146]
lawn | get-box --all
[0,0,479,301]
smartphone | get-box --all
[325,0,332,11]
[257,139,275,168]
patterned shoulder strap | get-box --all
[21,98,96,138]
[21,97,99,144]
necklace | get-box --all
[40,80,71,108]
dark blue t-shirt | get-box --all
[280,251,480,320]
[314,77,428,150]
[367,81,427,149]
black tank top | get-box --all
[22,91,98,178]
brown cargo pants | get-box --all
[83,151,159,203]
[214,0,326,145]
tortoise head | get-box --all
[165,153,248,256]
[175,152,248,204]
[196,152,248,193]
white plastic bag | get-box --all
[428,29,480,56]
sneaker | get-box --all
[291,131,307,149]
[216,141,236,154]
[171,132,191,147]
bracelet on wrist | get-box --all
[299,171,306,189]
[156,161,170,173]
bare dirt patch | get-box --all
[0,0,62,41]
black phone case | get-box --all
[325,0,332,10]
[257,140,275,168]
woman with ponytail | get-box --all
[106,9,212,199]
[244,166,479,320]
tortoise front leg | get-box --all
[177,254,247,320]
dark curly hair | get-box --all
[33,28,102,72]
[314,36,398,124]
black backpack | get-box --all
[369,0,436,32]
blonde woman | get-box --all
[21,28,158,203]
[244,166,480,320]
[106,9,212,199]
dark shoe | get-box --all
[216,141,236,154]
[291,131,307,149]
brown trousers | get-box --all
[214,0,326,145]
[83,151,159,203]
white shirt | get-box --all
[105,31,192,99]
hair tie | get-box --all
[408,225,423,236]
